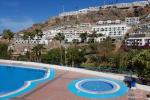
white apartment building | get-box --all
[138,22,150,30]
[146,13,150,18]
[102,0,149,9]
[65,33,81,43]
[87,7,100,11]
[102,3,132,9]
[14,36,49,45]
[42,28,60,42]
[92,21,131,40]
[59,1,149,17]
[79,23,92,28]
[94,36,106,43]
[59,11,80,17]
[97,20,121,25]
[132,1,149,7]
[40,23,92,43]
[60,26,91,43]
[125,17,140,26]
[115,3,133,8]
[59,7,100,17]
[126,34,150,47]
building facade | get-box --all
[59,7,100,17]
[138,23,150,31]
[125,17,140,26]
[126,34,150,47]
[92,21,131,40]
[102,0,149,9]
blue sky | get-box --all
[0,0,143,33]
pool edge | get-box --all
[0,65,55,100]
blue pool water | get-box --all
[0,64,55,100]
[81,81,114,92]
[68,78,129,99]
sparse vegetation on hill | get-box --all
[18,5,150,34]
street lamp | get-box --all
[65,46,67,66]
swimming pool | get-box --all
[0,64,55,100]
[68,78,128,99]
[80,80,114,92]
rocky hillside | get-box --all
[18,5,150,34]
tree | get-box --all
[54,33,65,65]
[84,37,115,67]
[22,32,30,40]
[72,39,79,45]
[41,48,65,65]
[111,51,129,71]
[54,33,65,43]
[88,31,97,43]
[80,32,88,43]
[33,29,43,44]
[2,29,14,42]
[31,44,45,62]
[0,43,8,59]
[66,47,85,67]
[22,32,32,51]
[131,50,150,81]
[97,37,115,57]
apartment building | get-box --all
[132,1,149,7]
[92,20,131,40]
[60,26,92,43]
[126,34,150,47]
[59,7,100,17]
[14,35,49,45]
[65,33,81,43]
[102,1,149,9]
[138,23,150,30]
[0,35,2,39]
[125,17,140,26]
[94,36,107,43]
[97,20,122,25]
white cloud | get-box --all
[0,17,34,32]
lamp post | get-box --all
[65,46,67,66]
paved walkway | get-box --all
[11,70,148,100]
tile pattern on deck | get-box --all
[11,70,148,100]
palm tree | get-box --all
[33,29,43,44]
[72,39,79,44]
[22,32,32,51]
[80,32,88,43]
[54,33,65,65]
[88,31,97,43]
[2,29,14,42]
[0,43,8,59]
[22,32,29,40]
[8,48,14,60]
[32,44,45,62]
[54,33,65,43]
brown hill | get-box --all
[18,5,150,34]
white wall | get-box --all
[92,24,131,37]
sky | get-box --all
[0,0,145,33]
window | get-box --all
[101,28,104,31]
